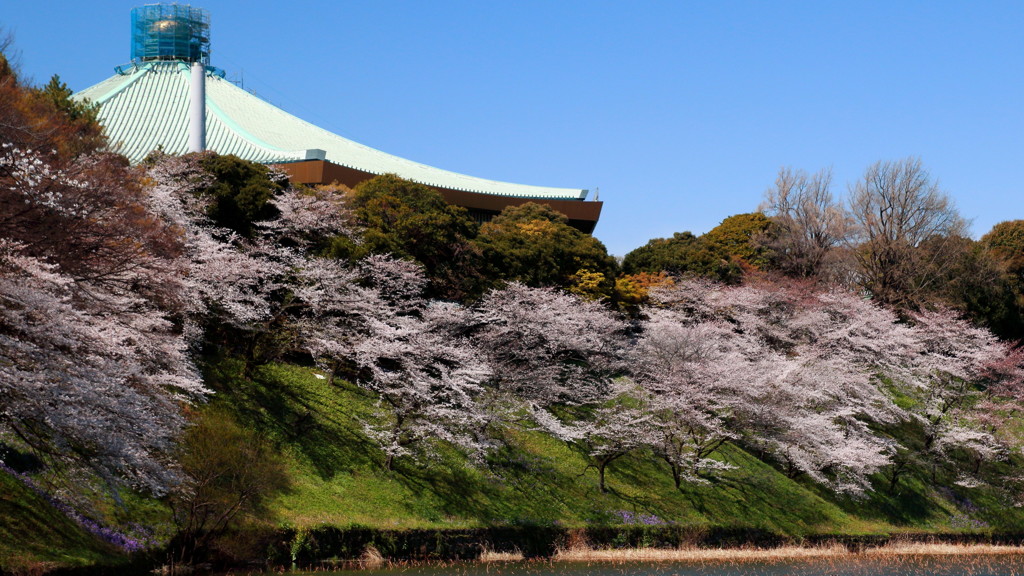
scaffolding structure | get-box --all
[131,4,210,64]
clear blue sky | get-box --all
[4,1,1023,257]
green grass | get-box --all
[9,356,1023,572]
[205,358,1024,537]
[0,471,125,572]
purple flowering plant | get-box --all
[0,461,153,552]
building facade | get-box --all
[75,4,602,232]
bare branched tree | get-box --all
[760,167,851,280]
[0,27,21,77]
[847,157,969,309]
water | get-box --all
[277,555,1024,576]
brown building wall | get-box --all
[275,160,603,234]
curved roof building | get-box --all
[75,4,602,232]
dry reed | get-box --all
[865,542,1024,557]
[551,541,1024,563]
[553,543,849,562]
[477,549,526,562]
[357,544,385,568]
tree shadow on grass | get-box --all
[482,446,597,523]
[386,456,504,523]
[204,359,380,480]
[0,473,116,561]
[806,472,939,527]
[666,457,846,535]
[382,438,606,526]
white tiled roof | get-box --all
[75,62,587,200]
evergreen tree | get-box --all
[474,202,617,298]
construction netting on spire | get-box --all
[131,4,210,65]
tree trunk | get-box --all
[326,360,338,387]
[888,468,900,494]
[662,455,682,490]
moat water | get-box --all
[276,555,1024,576]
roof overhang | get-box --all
[277,159,603,234]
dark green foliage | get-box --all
[927,236,1024,340]
[198,154,285,237]
[0,443,43,474]
[330,174,483,300]
[974,221,1024,340]
[283,525,566,563]
[979,221,1024,339]
[983,220,1024,281]
[702,212,772,268]
[870,227,1024,339]
[622,231,703,275]
[622,213,770,283]
[38,74,99,125]
[473,202,618,297]
[169,409,289,564]
[0,52,12,79]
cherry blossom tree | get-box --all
[461,281,631,469]
[575,383,653,493]
[640,276,1024,495]
[257,182,355,249]
[640,279,913,494]
[899,308,1024,485]
[146,154,351,367]
[472,283,626,409]
[734,354,892,494]
[145,153,280,337]
[0,147,206,494]
[148,154,497,469]
[354,300,491,469]
[299,260,493,470]
[288,256,377,384]
[291,248,494,468]
[629,312,740,488]
[527,381,652,494]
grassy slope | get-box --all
[208,359,1022,537]
[0,472,123,572]
[7,357,1018,571]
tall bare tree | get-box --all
[760,167,851,280]
[847,158,968,309]
[0,28,20,75]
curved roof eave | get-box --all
[75,62,588,201]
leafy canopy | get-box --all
[474,202,617,298]
[983,220,1024,280]
[330,174,482,300]
[197,154,285,238]
[622,213,771,283]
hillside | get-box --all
[0,470,128,573]
[214,360,1020,534]
[2,64,1023,573]
[5,355,1024,572]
